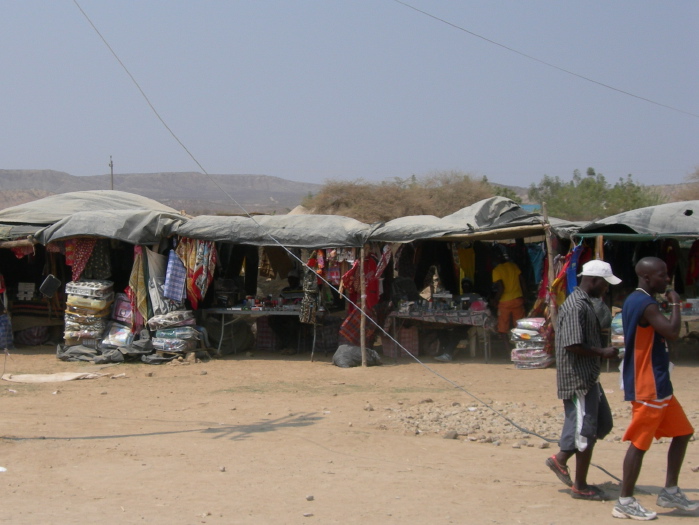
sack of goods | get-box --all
[510,318,554,370]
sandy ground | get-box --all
[1,342,698,525]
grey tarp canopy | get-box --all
[34,209,186,245]
[576,200,699,241]
[175,214,375,248]
[367,196,581,243]
[0,190,186,245]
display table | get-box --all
[204,308,318,355]
[386,309,494,362]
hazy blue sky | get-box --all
[2,1,697,188]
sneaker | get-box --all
[434,353,452,362]
[656,487,699,511]
[612,498,657,520]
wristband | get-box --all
[668,303,681,306]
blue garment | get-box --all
[565,244,585,295]
[527,244,545,285]
[621,291,672,401]
[163,250,187,302]
[0,314,13,349]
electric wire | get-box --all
[391,0,699,119]
[70,0,627,480]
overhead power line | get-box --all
[391,0,699,119]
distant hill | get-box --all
[0,170,321,215]
[0,170,692,215]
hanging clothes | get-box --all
[128,246,149,323]
[70,238,97,281]
[176,238,218,310]
[163,249,188,302]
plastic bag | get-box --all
[147,310,195,330]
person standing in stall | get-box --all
[490,244,526,344]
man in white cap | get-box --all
[546,259,621,501]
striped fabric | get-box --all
[555,287,602,399]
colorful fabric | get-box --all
[492,261,522,302]
[128,246,149,323]
[255,315,282,351]
[339,307,376,346]
[0,313,13,349]
[82,239,112,279]
[622,291,672,402]
[381,325,419,358]
[11,245,34,259]
[71,238,97,281]
[176,238,218,310]
[163,249,187,302]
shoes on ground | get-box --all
[434,353,452,362]
[656,487,699,511]
[612,498,657,521]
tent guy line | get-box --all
[391,0,699,119]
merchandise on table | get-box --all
[65,280,114,298]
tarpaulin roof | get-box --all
[576,201,699,240]
[175,214,375,248]
[0,190,180,225]
[34,209,186,245]
[367,196,581,242]
[0,190,186,245]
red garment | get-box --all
[71,238,97,281]
[686,240,699,285]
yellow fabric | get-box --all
[458,246,475,287]
[492,261,523,302]
[128,251,148,321]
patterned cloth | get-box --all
[163,249,187,302]
[387,309,490,327]
[339,307,377,347]
[176,238,218,310]
[71,238,97,281]
[381,325,419,358]
[0,313,13,349]
[555,286,603,400]
[255,315,282,351]
[128,246,149,323]
[82,239,112,280]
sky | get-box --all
[1,1,697,189]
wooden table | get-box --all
[387,309,494,362]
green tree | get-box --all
[528,168,664,221]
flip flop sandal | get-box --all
[545,456,573,487]
[570,485,609,501]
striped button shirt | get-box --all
[556,287,603,399]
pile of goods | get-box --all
[509,317,553,369]
[64,280,115,347]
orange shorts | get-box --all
[622,396,694,451]
[497,297,525,333]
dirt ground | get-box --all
[1,341,698,525]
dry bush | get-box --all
[302,171,496,222]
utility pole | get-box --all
[109,156,114,190]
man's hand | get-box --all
[600,346,619,359]
[665,289,681,305]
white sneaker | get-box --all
[656,487,699,511]
[612,498,657,520]
[434,353,452,362]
